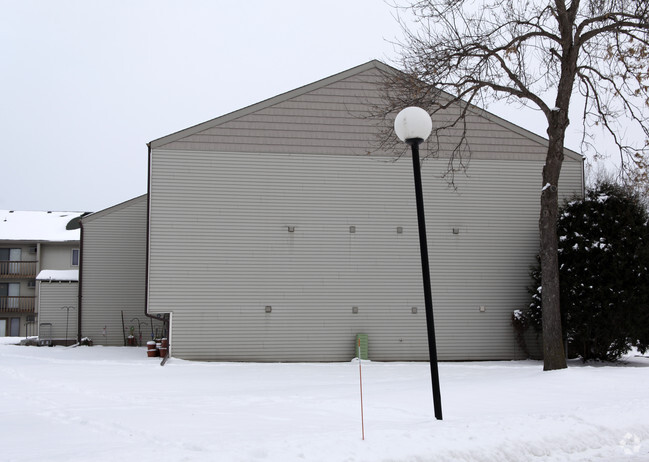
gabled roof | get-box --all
[0,210,86,242]
[148,59,582,162]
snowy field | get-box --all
[1,337,648,462]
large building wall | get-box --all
[80,196,161,346]
[148,149,583,361]
[147,62,585,361]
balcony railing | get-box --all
[0,296,36,313]
[0,261,38,278]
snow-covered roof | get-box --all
[0,210,86,242]
[36,270,79,282]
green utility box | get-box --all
[355,333,368,360]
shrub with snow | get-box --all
[521,181,649,361]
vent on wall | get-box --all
[27,280,36,288]
[29,247,37,254]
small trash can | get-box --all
[356,333,368,360]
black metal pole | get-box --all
[65,307,69,346]
[409,138,443,421]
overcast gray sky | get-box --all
[1,1,612,213]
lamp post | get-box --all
[394,107,443,421]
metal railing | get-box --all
[0,296,36,313]
[0,261,38,278]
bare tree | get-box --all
[384,0,649,370]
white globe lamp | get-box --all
[394,107,433,144]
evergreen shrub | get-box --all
[519,181,649,361]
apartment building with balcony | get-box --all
[0,210,85,337]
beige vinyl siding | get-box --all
[40,243,78,270]
[148,61,584,361]
[37,282,78,341]
[80,195,159,346]
[148,149,583,361]
[157,66,569,163]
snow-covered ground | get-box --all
[1,337,647,462]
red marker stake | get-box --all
[358,338,365,440]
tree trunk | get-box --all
[539,119,568,371]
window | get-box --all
[0,317,18,336]
[0,283,19,309]
[0,248,21,275]
[10,318,19,336]
[71,249,80,267]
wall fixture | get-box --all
[397,226,403,234]
[479,305,486,312]
[352,306,359,314]
[265,306,272,313]
[288,226,295,233]
[452,228,460,235]
[411,307,418,314]
[349,226,356,233]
